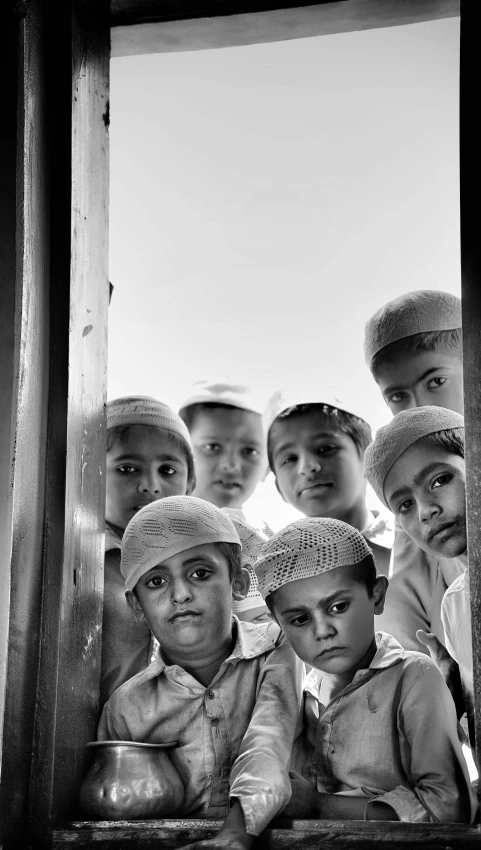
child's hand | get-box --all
[282,770,320,818]
[176,832,253,850]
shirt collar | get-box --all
[361,510,395,551]
[303,631,406,698]
[141,616,281,680]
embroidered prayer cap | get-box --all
[222,509,269,612]
[179,379,263,419]
[107,395,195,483]
[364,290,462,367]
[121,496,241,591]
[255,517,373,600]
[364,406,464,509]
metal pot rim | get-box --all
[86,740,178,749]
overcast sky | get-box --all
[108,16,460,527]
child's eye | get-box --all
[388,392,406,405]
[146,575,166,588]
[329,601,349,614]
[191,568,212,580]
[397,498,414,514]
[432,473,452,489]
[281,455,296,466]
[117,464,137,474]
[289,613,310,627]
[427,376,447,390]
[159,465,176,476]
[203,443,221,453]
[318,445,338,455]
[242,447,260,459]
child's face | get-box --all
[106,425,190,531]
[126,543,249,660]
[375,350,464,415]
[271,411,366,520]
[384,439,467,559]
[190,408,266,509]
[271,565,387,676]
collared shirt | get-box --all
[98,617,304,835]
[100,523,152,707]
[377,524,465,652]
[291,632,476,823]
[441,562,475,750]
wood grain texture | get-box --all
[459,0,481,796]
[49,820,481,849]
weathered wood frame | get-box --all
[1,0,479,848]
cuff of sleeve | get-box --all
[365,786,434,823]
[232,789,290,836]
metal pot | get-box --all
[79,740,185,820]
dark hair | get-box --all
[268,403,372,470]
[422,427,465,459]
[181,402,258,432]
[371,329,463,378]
[215,541,243,582]
[106,424,196,492]
[265,553,377,613]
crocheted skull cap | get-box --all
[263,388,362,442]
[121,496,241,591]
[364,290,461,367]
[364,406,464,509]
[255,517,373,600]
[222,509,269,611]
[107,396,193,451]
[179,379,262,418]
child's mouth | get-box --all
[215,481,241,491]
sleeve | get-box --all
[228,640,305,836]
[97,695,132,742]
[366,659,476,823]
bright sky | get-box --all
[108,16,460,528]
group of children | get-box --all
[96,288,477,848]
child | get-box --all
[179,380,267,512]
[254,517,475,823]
[364,405,475,751]
[263,388,393,589]
[101,396,196,706]
[223,509,270,623]
[98,496,304,849]
[364,290,464,651]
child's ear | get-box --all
[372,575,389,615]
[232,567,251,601]
[126,590,146,621]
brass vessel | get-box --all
[80,740,184,820]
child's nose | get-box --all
[138,472,161,494]
[220,452,241,473]
[313,613,335,640]
[299,455,321,475]
[419,500,440,522]
[171,578,192,604]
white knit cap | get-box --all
[222,509,269,612]
[263,388,365,444]
[255,517,373,599]
[364,406,464,509]
[179,379,263,418]
[107,396,193,448]
[121,496,241,591]
[364,290,461,367]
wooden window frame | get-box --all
[1,1,480,847]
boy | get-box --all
[101,396,196,706]
[263,388,394,595]
[364,405,474,750]
[223,509,270,623]
[363,290,464,651]
[98,496,304,849]
[254,517,475,823]
[179,380,267,511]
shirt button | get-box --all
[206,690,215,699]
[211,717,219,726]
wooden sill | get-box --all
[50,818,481,848]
